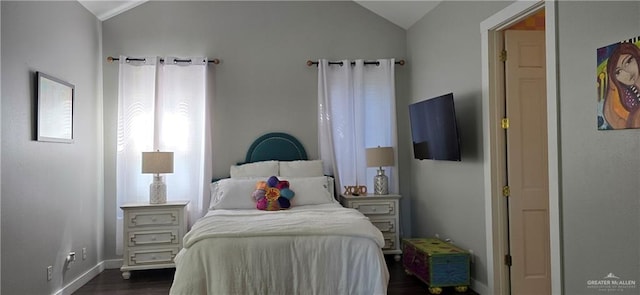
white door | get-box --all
[504,30,551,295]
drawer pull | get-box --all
[129,249,178,265]
[353,203,394,215]
[372,220,395,232]
[128,230,179,246]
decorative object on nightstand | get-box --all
[142,151,174,204]
[120,200,189,279]
[343,185,367,196]
[366,146,394,195]
[340,194,402,261]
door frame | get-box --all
[481,1,561,294]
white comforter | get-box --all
[169,203,389,295]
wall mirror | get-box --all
[36,72,74,143]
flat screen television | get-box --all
[408,93,461,161]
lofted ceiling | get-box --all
[354,1,439,29]
[78,1,147,21]
[77,0,440,30]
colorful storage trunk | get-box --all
[402,238,470,294]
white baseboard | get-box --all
[471,278,488,295]
[103,258,123,269]
[53,261,105,295]
[51,259,123,295]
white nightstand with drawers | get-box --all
[120,200,189,279]
[339,194,402,261]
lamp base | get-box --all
[373,168,389,195]
[149,175,167,204]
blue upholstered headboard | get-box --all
[244,132,308,163]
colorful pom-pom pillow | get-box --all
[252,176,295,211]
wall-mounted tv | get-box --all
[408,92,461,161]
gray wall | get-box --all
[557,1,640,294]
[1,1,102,294]
[102,1,408,260]
[408,1,640,294]
[406,1,512,290]
[0,2,3,293]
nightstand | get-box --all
[339,194,402,261]
[120,200,189,279]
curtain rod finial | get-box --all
[212,58,220,64]
[107,56,115,62]
[306,60,314,67]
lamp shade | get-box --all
[366,147,394,167]
[142,151,174,174]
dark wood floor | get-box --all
[74,256,479,294]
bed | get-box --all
[169,133,389,295]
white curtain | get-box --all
[116,56,210,254]
[318,59,398,194]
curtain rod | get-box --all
[107,56,220,64]
[306,59,405,67]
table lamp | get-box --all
[366,146,394,195]
[142,151,174,204]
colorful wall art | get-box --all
[597,36,640,130]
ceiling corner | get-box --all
[354,1,441,30]
[78,0,148,21]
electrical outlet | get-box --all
[82,248,87,260]
[469,250,475,264]
[47,266,53,281]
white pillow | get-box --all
[284,176,335,206]
[209,178,262,210]
[279,160,324,177]
[229,161,279,178]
